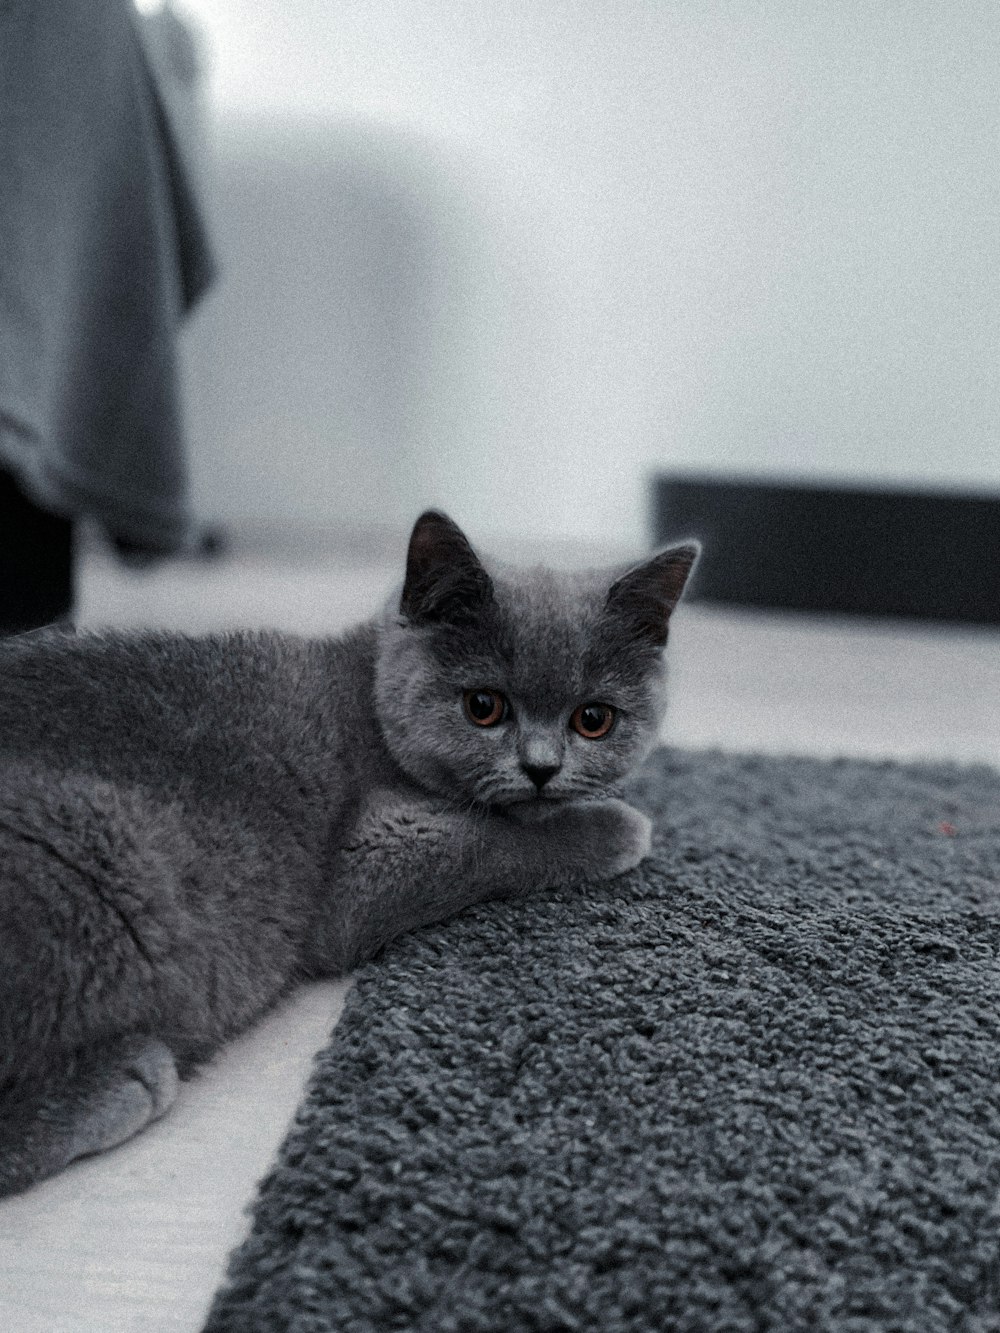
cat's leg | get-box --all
[0,1034,178,1198]
[310,790,651,974]
[0,768,199,1196]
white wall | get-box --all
[177,1,1000,545]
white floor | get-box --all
[1,541,998,1332]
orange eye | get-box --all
[571,702,616,739]
[463,689,507,727]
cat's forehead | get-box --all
[493,564,603,637]
[483,564,613,705]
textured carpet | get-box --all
[204,750,1000,1333]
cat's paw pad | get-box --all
[121,1038,179,1119]
[73,1040,180,1160]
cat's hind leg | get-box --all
[0,1034,178,1198]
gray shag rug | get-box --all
[204,749,1000,1333]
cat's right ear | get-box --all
[604,541,700,646]
[399,510,494,626]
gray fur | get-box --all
[0,511,697,1196]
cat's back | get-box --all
[0,624,381,802]
[0,627,299,750]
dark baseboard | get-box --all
[652,473,1000,624]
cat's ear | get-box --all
[400,510,494,626]
[604,542,700,646]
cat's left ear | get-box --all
[400,509,494,626]
[604,542,700,646]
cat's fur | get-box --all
[0,510,697,1197]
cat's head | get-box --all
[374,510,698,809]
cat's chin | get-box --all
[502,795,581,824]
[503,802,560,824]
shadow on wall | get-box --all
[180,118,490,541]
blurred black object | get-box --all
[653,474,1000,624]
[111,522,227,567]
[0,468,73,634]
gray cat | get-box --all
[0,510,697,1197]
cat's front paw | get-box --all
[550,798,653,882]
[590,799,653,877]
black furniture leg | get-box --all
[0,468,74,634]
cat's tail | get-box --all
[0,1035,178,1198]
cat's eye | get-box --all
[463,689,507,727]
[571,702,616,739]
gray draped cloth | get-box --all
[0,0,214,552]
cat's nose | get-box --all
[522,762,560,790]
